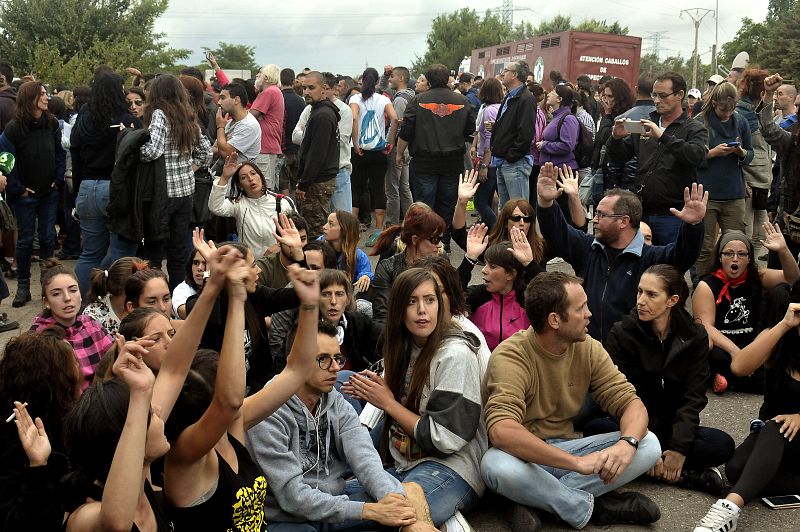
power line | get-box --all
[643,31,668,59]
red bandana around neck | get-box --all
[712,266,748,304]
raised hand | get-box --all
[205,244,243,291]
[781,302,800,329]
[669,183,708,225]
[221,152,239,180]
[556,164,579,197]
[466,223,489,261]
[458,170,480,202]
[287,264,320,306]
[507,226,534,267]
[13,402,51,467]
[536,162,559,205]
[761,221,788,252]
[224,257,252,302]
[192,227,217,263]
[112,335,156,395]
[273,212,303,253]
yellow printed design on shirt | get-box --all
[229,475,268,531]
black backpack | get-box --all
[556,113,594,169]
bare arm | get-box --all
[385,102,399,148]
[731,303,800,376]
[759,222,800,288]
[692,281,741,355]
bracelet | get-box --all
[464,256,478,266]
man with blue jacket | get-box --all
[536,162,706,342]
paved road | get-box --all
[2,242,797,531]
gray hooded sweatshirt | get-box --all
[247,388,403,523]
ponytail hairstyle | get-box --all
[484,241,527,293]
[87,257,149,303]
[554,84,577,114]
[124,268,168,308]
[642,264,690,308]
[359,67,379,101]
[699,81,738,123]
[332,210,360,282]
[371,202,446,257]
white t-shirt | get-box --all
[172,281,198,315]
[350,92,391,150]
[225,113,262,160]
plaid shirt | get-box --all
[32,314,114,390]
[140,109,213,198]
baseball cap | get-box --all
[707,74,725,85]
[688,88,702,98]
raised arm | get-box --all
[243,265,320,430]
[453,170,479,233]
[730,303,800,377]
[759,222,800,288]
[556,164,588,228]
[692,281,741,354]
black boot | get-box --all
[12,280,31,308]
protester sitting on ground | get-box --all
[536,161,706,342]
[371,202,443,262]
[481,271,662,531]
[302,240,337,271]
[163,260,321,531]
[343,268,487,531]
[249,319,436,532]
[694,81,754,277]
[185,224,300,394]
[172,249,205,319]
[693,226,800,394]
[209,153,295,259]
[255,214,308,289]
[459,223,537,350]
[640,221,653,245]
[31,259,113,390]
[593,265,735,494]
[269,269,383,374]
[452,170,547,264]
[692,300,800,532]
[320,209,372,293]
[83,256,150,334]
[369,205,446,324]
[0,328,82,530]
[124,268,174,318]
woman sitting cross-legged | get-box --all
[588,264,735,494]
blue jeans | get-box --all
[102,233,140,270]
[475,167,498,228]
[334,370,362,415]
[644,213,682,246]
[11,188,59,283]
[331,168,352,213]
[388,462,478,527]
[481,431,661,529]
[409,169,458,250]
[496,158,533,208]
[60,183,81,255]
[74,180,110,297]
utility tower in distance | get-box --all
[643,31,668,59]
[489,0,534,27]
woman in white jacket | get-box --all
[208,153,294,258]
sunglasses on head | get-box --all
[509,215,533,223]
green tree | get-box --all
[0,0,188,86]
[572,19,629,35]
[719,17,765,69]
[201,42,259,73]
[639,52,713,89]
[533,15,573,36]
[411,8,510,75]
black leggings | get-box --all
[708,347,766,393]
[583,417,735,471]
[351,149,388,211]
[726,419,800,504]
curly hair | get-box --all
[143,74,200,155]
[738,68,769,101]
[0,327,80,445]
[601,78,634,117]
[87,71,128,128]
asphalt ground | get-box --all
[1,226,797,532]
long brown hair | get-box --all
[143,74,200,155]
[14,81,57,130]
[488,199,543,264]
[87,257,149,302]
[331,210,360,282]
[372,203,446,256]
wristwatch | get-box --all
[619,436,639,449]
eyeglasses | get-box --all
[128,99,143,106]
[721,251,750,259]
[593,210,626,220]
[651,92,677,100]
[509,215,533,223]
[427,235,442,245]
[502,68,516,74]
[316,353,347,370]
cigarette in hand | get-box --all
[6,402,27,423]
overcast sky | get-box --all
[153,0,769,75]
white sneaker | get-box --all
[443,510,473,532]
[547,257,564,265]
[693,499,740,532]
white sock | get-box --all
[443,515,466,532]
[720,499,741,513]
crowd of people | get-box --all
[0,51,799,532]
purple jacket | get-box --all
[477,103,500,155]
[540,106,579,169]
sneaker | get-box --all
[682,467,727,495]
[713,374,728,394]
[365,229,381,247]
[591,491,660,525]
[510,504,542,532]
[749,418,765,434]
[443,510,473,532]
[693,499,739,532]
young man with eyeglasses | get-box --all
[248,319,437,532]
[607,72,708,246]
[536,162,707,341]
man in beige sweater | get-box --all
[480,271,662,531]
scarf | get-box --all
[712,266,748,304]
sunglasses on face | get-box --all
[509,215,533,223]
[128,99,143,106]
[427,235,442,245]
